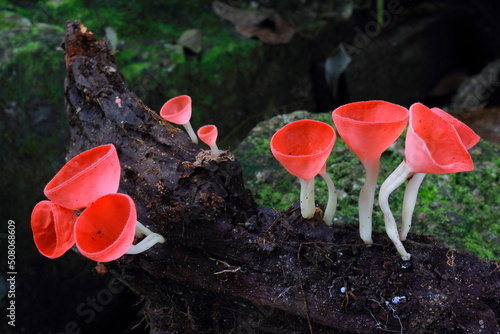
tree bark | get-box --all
[61,21,500,334]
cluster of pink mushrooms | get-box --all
[31,144,166,262]
[160,95,222,156]
[271,101,479,260]
[31,96,479,262]
[30,94,224,263]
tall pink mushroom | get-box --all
[399,106,480,241]
[379,103,479,260]
[74,193,165,262]
[44,144,120,211]
[160,95,198,144]
[270,120,337,223]
[332,101,408,244]
[31,201,78,259]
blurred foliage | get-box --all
[1,0,265,131]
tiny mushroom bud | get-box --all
[31,200,78,259]
[333,101,408,244]
[160,95,198,144]
[197,124,221,156]
[74,193,165,262]
[44,144,120,211]
[115,96,122,108]
[378,103,478,260]
[270,120,336,221]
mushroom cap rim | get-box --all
[333,100,409,124]
[44,144,117,195]
[270,120,336,159]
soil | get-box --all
[113,202,500,334]
[254,206,500,334]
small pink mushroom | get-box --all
[31,200,78,259]
[160,95,198,144]
[197,125,221,156]
[332,101,408,244]
[115,96,122,108]
[270,120,337,223]
[379,103,479,260]
[74,193,165,262]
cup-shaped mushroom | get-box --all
[333,101,408,244]
[160,95,198,143]
[405,103,474,174]
[398,104,479,241]
[44,144,120,211]
[379,103,477,260]
[31,200,78,259]
[333,101,409,161]
[270,120,336,219]
[74,193,137,262]
[197,125,221,156]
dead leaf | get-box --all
[178,29,202,53]
[212,1,295,44]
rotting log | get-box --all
[60,21,500,334]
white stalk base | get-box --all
[400,173,426,241]
[126,221,166,255]
[209,144,221,157]
[358,159,380,244]
[299,178,316,219]
[319,170,337,226]
[183,122,199,144]
[378,162,414,261]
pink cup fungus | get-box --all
[44,144,120,211]
[378,103,479,260]
[74,193,165,262]
[399,106,480,241]
[31,200,78,259]
[160,95,198,144]
[197,125,221,156]
[270,119,337,223]
[333,101,408,244]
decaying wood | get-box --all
[61,21,500,334]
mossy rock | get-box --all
[235,111,500,260]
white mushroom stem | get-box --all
[319,169,337,226]
[182,122,198,144]
[378,161,414,261]
[358,159,380,245]
[208,143,221,157]
[400,173,427,241]
[126,221,166,254]
[299,178,316,219]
